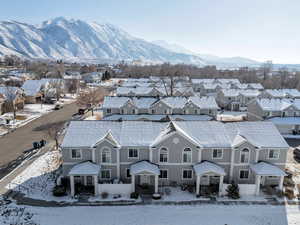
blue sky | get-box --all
[1,0,299,63]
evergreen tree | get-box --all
[226,181,240,199]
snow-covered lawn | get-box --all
[157,187,209,201]
[5,150,75,202]
[1,204,299,225]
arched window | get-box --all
[240,148,250,163]
[183,148,192,163]
[159,147,168,162]
[101,148,111,163]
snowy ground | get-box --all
[5,150,76,202]
[0,203,299,225]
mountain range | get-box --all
[0,17,260,67]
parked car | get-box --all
[54,104,63,110]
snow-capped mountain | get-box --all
[153,40,260,68]
[0,17,205,65]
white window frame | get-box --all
[182,148,192,163]
[182,169,193,180]
[101,169,111,180]
[159,169,168,179]
[267,149,280,160]
[212,149,223,159]
[159,147,168,163]
[70,149,82,159]
[101,148,111,163]
[128,148,139,159]
[239,169,250,180]
[107,108,111,113]
[240,148,250,164]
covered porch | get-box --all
[193,161,226,196]
[250,162,287,196]
[130,160,160,195]
[68,161,101,197]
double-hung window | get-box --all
[159,170,168,179]
[101,170,111,179]
[101,148,111,163]
[159,147,168,163]
[240,149,250,163]
[239,170,249,179]
[183,148,192,163]
[71,149,81,159]
[182,169,193,179]
[128,148,138,159]
[212,149,223,159]
[268,149,280,159]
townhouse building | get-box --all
[61,120,288,197]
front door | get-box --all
[86,176,93,186]
[140,175,150,185]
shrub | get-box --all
[187,185,195,193]
[130,192,139,199]
[276,190,284,198]
[101,192,109,199]
[226,182,240,199]
[52,185,66,197]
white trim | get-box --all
[101,147,112,163]
[182,147,192,163]
[239,169,250,180]
[100,169,111,180]
[240,148,250,164]
[159,169,168,179]
[70,149,82,159]
[159,146,168,163]
[212,149,223,159]
[128,148,139,159]
[267,149,280,160]
[182,169,193,180]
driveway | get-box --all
[0,102,78,168]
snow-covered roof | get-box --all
[102,96,131,108]
[102,114,212,121]
[21,80,44,96]
[0,86,21,101]
[221,89,261,97]
[130,160,160,175]
[248,83,264,89]
[188,96,219,109]
[61,121,289,149]
[256,98,293,111]
[250,162,286,176]
[193,161,226,176]
[69,161,101,175]
[264,89,300,98]
[268,117,300,125]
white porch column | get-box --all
[198,149,202,162]
[154,175,159,193]
[149,148,153,162]
[279,176,284,191]
[229,149,235,182]
[83,176,87,186]
[219,175,224,196]
[70,175,75,197]
[92,148,95,163]
[196,175,201,196]
[255,149,260,163]
[93,175,98,196]
[116,148,120,179]
[131,175,135,192]
[255,175,261,196]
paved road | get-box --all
[0,102,78,167]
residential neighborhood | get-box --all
[0,1,300,225]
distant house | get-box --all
[261,89,300,99]
[82,72,103,84]
[217,89,261,111]
[191,78,240,92]
[0,86,24,114]
[21,78,64,103]
[102,96,219,118]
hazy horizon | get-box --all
[0,0,299,64]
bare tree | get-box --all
[3,86,20,120]
[47,80,65,101]
[42,121,65,150]
[76,87,107,115]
